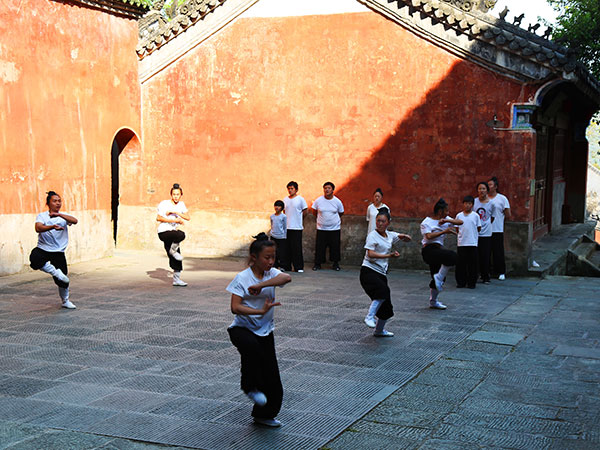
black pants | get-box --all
[421,244,457,277]
[359,266,393,320]
[271,238,286,270]
[29,247,69,288]
[283,230,304,271]
[478,236,492,282]
[314,230,341,264]
[490,232,506,275]
[456,246,478,288]
[158,230,185,271]
[228,327,283,420]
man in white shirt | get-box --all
[311,181,344,271]
[283,181,308,272]
[488,177,511,280]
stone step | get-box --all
[567,235,600,277]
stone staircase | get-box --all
[567,234,600,277]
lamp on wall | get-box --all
[512,105,536,129]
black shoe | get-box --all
[312,264,321,271]
[332,263,340,271]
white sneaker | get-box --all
[297,269,304,273]
[498,274,506,281]
[373,330,394,337]
[173,278,188,287]
[433,273,444,291]
[247,390,267,406]
[254,417,281,427]
[364,317,376,328]
[168,243,183,261]
[61,300,76,309]
[429,301,447,310]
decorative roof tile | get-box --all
[68,0,149,19]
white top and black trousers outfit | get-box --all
[359,230,402,320]
[227,268,283,421]
[420,217,457,287]
[29,212,71,288]
[270,213,287,270]
[312,195,344,265]
[366,203,390,235]
[474,198,494,283]
[455,211,481,289]
[157,200,187,271]
[283,195,307,271]
[490,193,510,276]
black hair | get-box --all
[374,188,383,196]
[433,198,448,215]
[274,200,285,208]
[248,232,276,264]
[376,206,391,221]
[488,176,499,189]
[45,191,60,205]
[477,181,489,192]
[323,181,335,190]
[463,195,475,203]
[287,181,298,190]
[170,183,183,195]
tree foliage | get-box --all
[547,0,600,80]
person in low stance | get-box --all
[29,191,78,309]
[360,208,411,336]
[226,233,291,427]
[157,183,190,286]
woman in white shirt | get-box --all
[366,188,390,235]
[29,191,78,309]
[360,208,411,337]
[473,182,494,284]
[420,198,462,309]
[157,183,190,286]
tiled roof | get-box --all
[70,0,150,20]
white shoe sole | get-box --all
[364,318,376,328]
[61,301,76,309]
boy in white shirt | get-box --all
[455,196,482,289]
[269,200,287,270]
[283,181,308,272]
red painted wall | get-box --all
[141,12,537,222]
[0,0,141,214]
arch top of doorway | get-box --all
[112,127,142,154]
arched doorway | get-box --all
[111,128,141,245]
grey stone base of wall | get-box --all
[300,216,531,276]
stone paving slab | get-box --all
[0,252,599,449]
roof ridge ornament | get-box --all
[441,0,497,13]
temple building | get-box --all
[1,0,599,275]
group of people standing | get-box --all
[28,177,509,429]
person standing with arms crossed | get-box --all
[488,177,511,280]
[312,181,344,271]
[283,181,308,273]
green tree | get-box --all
[547,0,600,79]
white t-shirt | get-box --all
[473,198,494,237]
[420,216,453,247]
[270,213,287,239]
[312,196,344,231]
[35,211,71,252]
[456,211,481,247]
[366,203,390,234]
[283,195,308,230]
[157,200,188,233]
[226,267,282,336]
[362,230,401,275]
[490,193,510,233]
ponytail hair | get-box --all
[170,183,183,195]
[433,198,448,215]
[45,191,60,205]
[248,232,276,265]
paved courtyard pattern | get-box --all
[0,252,598,449]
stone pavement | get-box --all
[0,251,598,449]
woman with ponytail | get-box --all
[420,198,462,309]
[29,191,78,309]
[157,183,190,286]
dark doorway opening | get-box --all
[111,129,137,245]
